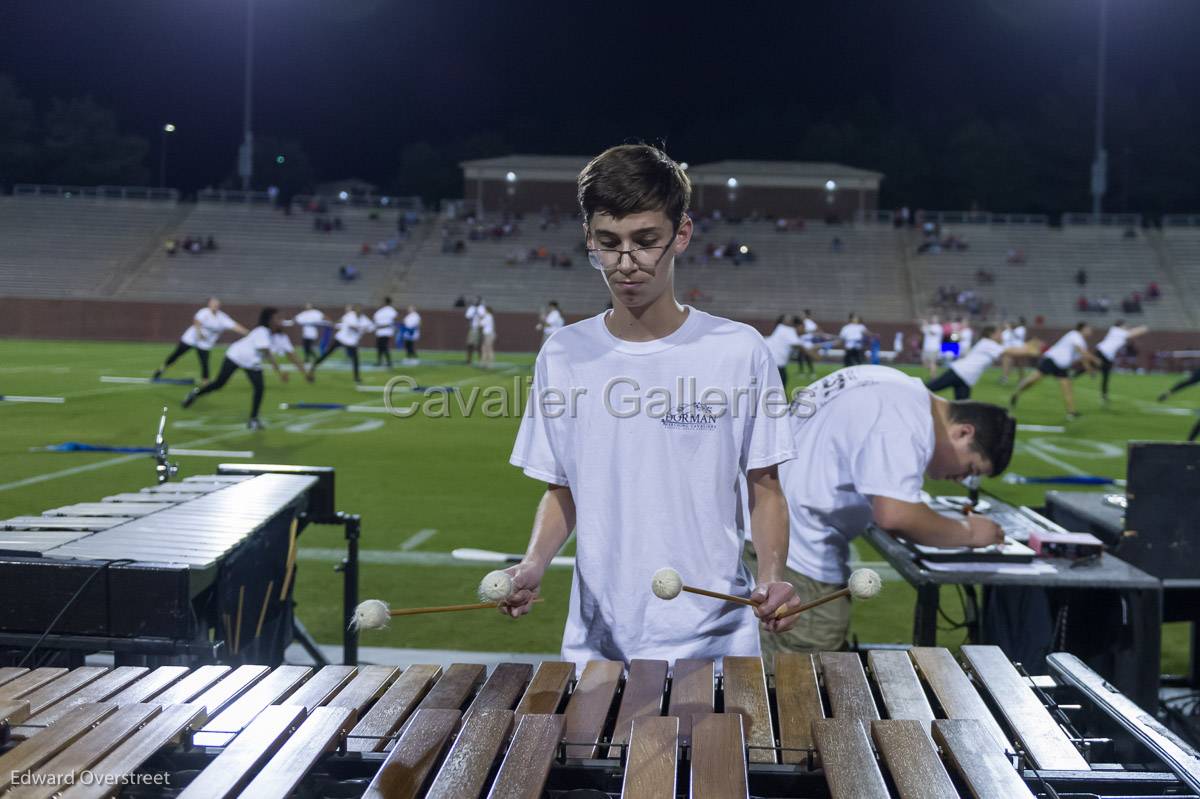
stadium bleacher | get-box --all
[0,196,182,298]
[1,193,1199,329]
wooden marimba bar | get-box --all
[1,646,1197,798]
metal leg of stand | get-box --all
[338,513,361,666]
[292,618,329,666]
[914,583,940,645]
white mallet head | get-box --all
[478,570,514,602]
[848,568,882,600]
[351,599,391,631]
[651,567,683,600]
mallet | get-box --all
[775,568,883,619]
[650,567,882,619]
[353,569,537,631]
[651,567,769,611]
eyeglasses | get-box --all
[586,230,677,272]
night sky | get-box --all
[3,0,1199,203]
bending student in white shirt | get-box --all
[772,365,1015,654]
[764,314,803,390]
[372,297,399,369]
[154,297,247,383]
[837,314,871,367]
[291,303,326,363]
[182,307,310,429]
[504,143,803,667]
[1093,320,1148,402]
[797,310,820,376]
[309,304,370,383]
[925,325,1037,399]
[1010,322,1097,419]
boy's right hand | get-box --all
[497,561,543,618]
[964,514,1004,548]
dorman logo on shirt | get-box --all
[661,402,718,431]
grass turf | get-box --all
[0,338,1195,670]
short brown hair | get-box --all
[577,144,691,228]
[948,400,1017,475]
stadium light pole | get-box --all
[237,0,255,191]
[1090,0,1108,220]
[159,124,176,189]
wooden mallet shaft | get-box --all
[776,587,851,620]
[681,584,758,608]
[388,597,544,617]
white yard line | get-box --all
[400,529,438,550]
[1016,440,1087,476]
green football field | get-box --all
[0,338,1196,670]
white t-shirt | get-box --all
[1045,330,1087,369]
[372,306,398,337]
[226,326,272,370]
[480,312,496,338]
[1096,326,1130,360]
[800,318,818,346]
[950,338,1004,386]
[293,309,325,341]
[959,327,974,351]
[510,308,797,666]
[269,332,294,358]
[543,309,565,338]
[180,308,237,350]
[764,324,802,368]
[1013,325,1027,345]
[840,323,867,349]
[466,304,484,329]
[782,366,933,583]
[335,312,369,347]
[922,324,943,352]
[403,311,421,331]
[1001,327,1016,348]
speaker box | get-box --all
[1121,442,1200,580]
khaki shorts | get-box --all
[466,328,482,348]
[743,543,850,671]
[921,349,940,368]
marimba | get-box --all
[0,469,330,665]
[1,646,1198,798]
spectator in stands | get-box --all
[165,239,178,256]
[1075,268,1088,286]
[338,264,359,282]
[1148,282,1161,300]
[205,235,217,251]
[830,236,843,253]
[454,295,467,308]
[1005,247,1026,264]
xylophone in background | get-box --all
[1,646,1198,798]
[0,466,345,668]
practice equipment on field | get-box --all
[355,384,459,393]
[1002,472,1123,486]
[451,547,576,567]
[0,395,64,403]
[31,442,254,458]
[101,376,195,385]
[278,402,394,413]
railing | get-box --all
[855,209,1048,226]
[12,184,179,202]
[293,193,424,211]
[1062,212,1142,227]
[197,189,275,205]
[1163,215,1200,228]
